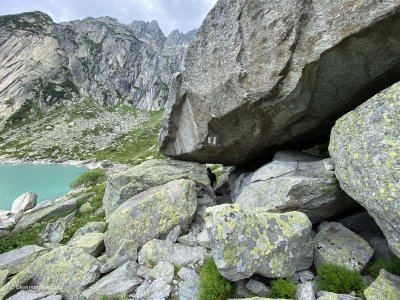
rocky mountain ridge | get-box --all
[0,11,196,123]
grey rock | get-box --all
[149,261,174,283]
[329,82,400,257]
[0,245,47,275]
[105,179,197,258]
[70,221,106,243]
[233,280,253,298]
[177,232,198,247]
[245,279,270,297]
[296,282,316,300]
[103,159,210,216]
[0,246,101,300]
[137,265,152,280]
[178,267,200,300]
[138,239,207,268]
[205,204,313,281]
[160,0,400,165]
[10,192,37,214]
[364,270,400,300]
[82,261,142,299]
[369,236,396,260]
[135,278,172,300]
[338,211,382,234]
[314,222,373,271]
[298,270,315,283]
[100,239,138,274]
[196,229,211,249]
[317,291,363,300]
[236,151,356,223]
[166,225,182,243]
[7,290,62,300]
[40,212,75,244]
[68,232,105,257]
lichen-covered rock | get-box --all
[296,282,316,300]
[68,232,105,257]
[205,204,313,281]
[0,246,101,300]
[245,279,270,297]
[138,239,207,268]
[177,232,198,247]
[314,222,373,271]
[160,0,400,165]
[329,82,400,257]
[0,270,8,289]
[149,261,174,283]
[364,269,400,300]
[10,192,37,214]
[196,229,211,249]
[166,225,182,242]
[103,159,210,216]
[69,221,106,243]
[105,179,197,257]
[178,267,200,300]
[100,239,138,274]
[135,278,172,300]
[7,290,62,300]
[0,245,47,275]
[40,212,75,244]
[236,151,356,223]
[82,261,142,299]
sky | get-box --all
[0,0,218,35]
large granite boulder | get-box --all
[10,192,37,214]
[103,159,210,216]
[160,0,400,165]
[236,151,356,223]
[364,269,400,300]
[105,179,197,257]
[205,204,313,281]
[314,222,373,271]
[329,82,400,257]
[68,232,105,257]
[0,245,47,275]
[0,246,101,299]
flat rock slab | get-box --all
[329,82,400,257]
[11,192,37,214]
[205,204,313,281]
[314,222,373,271]
[0,245,47,275]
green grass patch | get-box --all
[368,258,400,278]
[61,183,106,244]
[317,264,366,296]
[270,278,297,299]
[199,257,234,300]
[70,169,107,188]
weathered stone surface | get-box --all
[103,159,209,216]
[317,291,363,300]
[178,267,200,300]
[166,225,182,243]
[138,239,207,268]
[314,222,373,271]
[329,82,400,257]
[13,193,92,233]
[82,261,142,299]
[196,229,211,249]
[0,245,47,275]
[177,232,198,247]
[40,212,75,244]
[69,221,106,243]
[369,236,396,260]
[0,270,8,289]
[236,151,356,223]
[296,282,316,300]
[160,0,400,165]
[364,270,400,300]
[105,179,197,257]
[100,240,137,274]
[205,204,313,281]
[10,192,37,214]
[0,246,101,300]
[245,279,269,297]
[298,270,315,283]
[149,261,175,283]
[68,232,105,257]
[7,290,62,300]
[135,278,172,300]
[338,211,382,234]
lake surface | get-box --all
[0,164,87,211]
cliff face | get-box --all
[0,11,196,122]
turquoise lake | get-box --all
[0,164,87,211]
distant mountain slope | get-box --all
[0,11,196,123]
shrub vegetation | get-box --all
[199,257,234,300]
[70,169,106,188]
[317,264,365,296]
[270,278,297,299]
[368,258,400,278]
